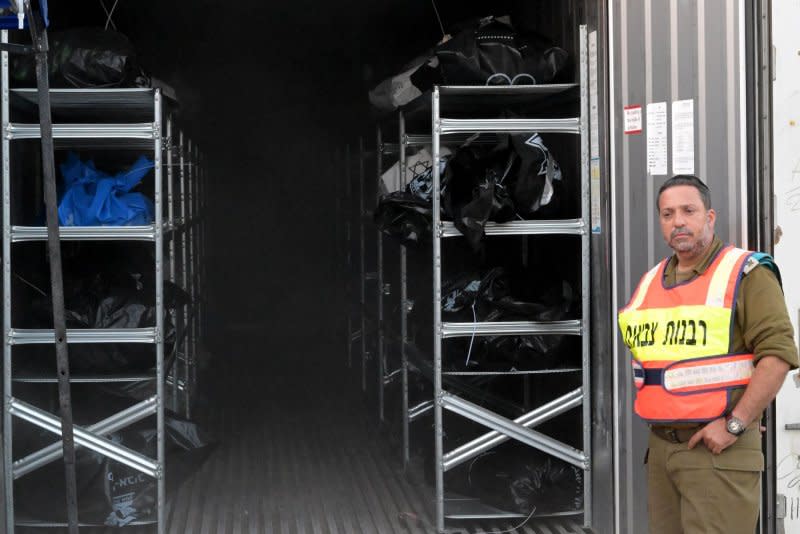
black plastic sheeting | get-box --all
[373,191,432,247]
[454,444,583,516]
[369,15,569,113]
[427,17,569,87]
[439,267,577,371]
[13,398,215,526]
[18,244,191,373]
[375,133,564,250]
[444,132,565,251]
[12,27,146,88]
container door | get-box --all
[772,1,800,532]
[611,1,751,531]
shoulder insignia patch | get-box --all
[743,257,760,275]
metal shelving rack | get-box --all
[377,113,516,468]
[425,26,592,533]
[1,29,202,533]
[395,111,426,467]
[359,137,368,392]
[164,122,203,418]
[341,144,356,370]
[374,127,408,424]
[375,127,385,421]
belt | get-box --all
[650,425,702,443]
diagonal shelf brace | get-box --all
[383,367,402,385]
[440,391,588,470]
[409,400,435,422]
[443,388,584,471]
[8,398,162,478]
[13,396,159,479]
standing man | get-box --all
[618,175,799,534]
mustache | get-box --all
[671,228,693,239]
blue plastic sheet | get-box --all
[0,0,48,29]
[58,152,154,226]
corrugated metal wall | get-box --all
[610,0,748,531]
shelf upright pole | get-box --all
[333,148,342,363]
[2,28,14,534]
[166,115,178,412]
[399,111,410,467]
[153,89,166,534]
[579,24,593,528]
[431,86,445,534]
[179,131,189,417]
[345,144,352,368]
[185,138,194,418]
[189,142,198,415]
[200,151,207,342]
[203,151,207,340]
[196,150,203,344]
[359,137,366,392]
[376,127,385,422]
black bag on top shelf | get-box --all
[368,15,569,113]
[430,16,569,87]
[12,28,145,88]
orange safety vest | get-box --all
[618,245,760,424]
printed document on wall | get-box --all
[672,99,695,175]
[646,102,667,175]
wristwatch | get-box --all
[726,415,747,437]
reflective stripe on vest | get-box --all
[618,245,755,423]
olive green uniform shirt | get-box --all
[664,235,799,382]
[647,236,795,532]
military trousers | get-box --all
[646,425,763,534]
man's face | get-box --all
[658,185,716,257]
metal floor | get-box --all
[16,331,590,534]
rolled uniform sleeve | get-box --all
[735,265,800,369]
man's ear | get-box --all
[707,208,716,227]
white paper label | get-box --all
[672,99,695,174]
[646,102,668,176]
[623,105,643,134]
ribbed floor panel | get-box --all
[16,334,590,534]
